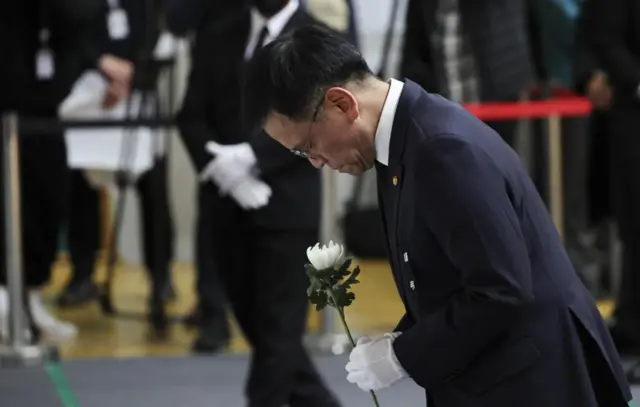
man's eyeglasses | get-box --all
[289,97,324,159]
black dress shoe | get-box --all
[192,327,229,354]
[183,308,200,328]
[57,281,98,307]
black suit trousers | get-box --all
[198,184,336,407]
[67,158,174,291]
[608,106,640,338]
[0,132,70,287]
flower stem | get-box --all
[330,295,381,407]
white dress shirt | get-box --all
[244,0,300,60]
[374,78,405,166]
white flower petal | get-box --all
[306,241,347,270]
[307,243,322,269]
[318,250,330,270]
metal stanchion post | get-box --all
[305,167,355,355]
[0,112,58,368]
[547,114,564,241]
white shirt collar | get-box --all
[245,0,300,59]
[375,78,404,166]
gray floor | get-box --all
[1,354,425,407]
[2,355,640,407]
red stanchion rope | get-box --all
[463,97,592,121]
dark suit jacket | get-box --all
[176,8,322,231]
[0,0,103,114]
[586,0,640,106]
[400,0,535,102]
[378,80,631,407]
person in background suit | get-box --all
[0,0,132,341]
[587,0,640,358]
[57,0,177,336]
[399,0,535,147]
[571,0,615,298]
[177,1,341,406]
[244,24,633,407]
[165,0,248,39]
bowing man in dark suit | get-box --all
[243,25,633,407]
[176,1,340,406]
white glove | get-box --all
[346,333,407,392]
[227,175,272,210]
[200,141,258,193]
[206,141,257,171]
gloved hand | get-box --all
[200,141,258,193]
[227,175,272,210]
[345,333,407,392]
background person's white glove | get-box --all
[345,333,407,392]
[200,141,258,193]
[227,176,272,210]
[199,142,271,209]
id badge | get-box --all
[108,8,129,40]
[36,48,54,80]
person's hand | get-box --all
[99,54,134,86]
[586,71,612,110]
[201,141,258,193]
[205,141,257,171]
[226,175,272,210]
[345,333,407,392]
[102,79,129,108]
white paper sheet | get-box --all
[60,71,155,176]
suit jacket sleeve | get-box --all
[399,0,438,93]
[393,313,415,333]
[392,135,533,390]
[587,0,640,97]
[176,26,218,172]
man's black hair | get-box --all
[242,23,373,130]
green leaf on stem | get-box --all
[331,285,356,307]
[309,289,328,311]
[330,258,352,286]
[341,265,361,292]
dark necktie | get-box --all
[249,25,270,59]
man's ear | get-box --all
[325,87,359,122]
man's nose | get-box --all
[309,157,325,169]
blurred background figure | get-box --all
[0,0,133,342]
[399,0,535,147]
[587,0,640,357]
[176,0,343,405]
[56,0,178,337]
[527,0,602,294]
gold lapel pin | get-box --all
[392,176,398,186]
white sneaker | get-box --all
[29,291,78,342]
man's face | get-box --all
[264,88,376,175]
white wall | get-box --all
[117,0,409,264]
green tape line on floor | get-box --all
[44,362,81,407]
